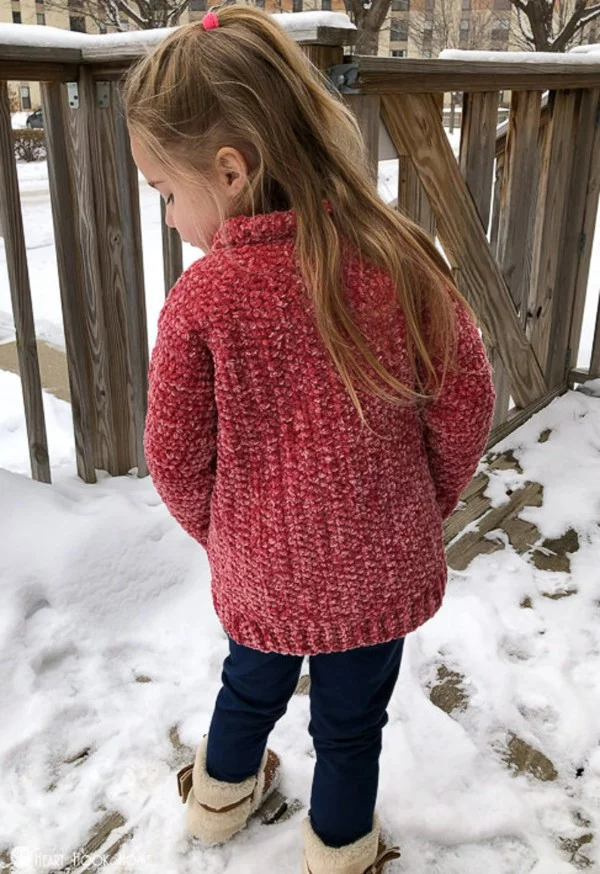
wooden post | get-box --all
[491,90,543,425]
[345,94,380,181]
[527,89,578,379]
[397,93,442,239]
[459,91,498,234]
[161,201,183,296]
[0,81,50,483]
[54,68,148,477]
[113,82,149,477]
[560,88,600,384]
[460,90,509,426]
[41,80,97,483]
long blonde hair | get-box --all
[123,4,472,432]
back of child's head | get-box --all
[123,4,473,432]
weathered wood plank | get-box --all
[113,82,149,478]
[496,90,542,317]
[0,60,79,81]
[459,91,498,233]
[0,82,51,483]
[546,88,600,387]
[396,93,441,238]
[460,91,511,426]
[565,89,600,380]
[0,43,82,64]
[492,93,543,425]
[357,58,600,94]
[160,201,183,296]
[527,89,578,382]
[398,155,436,237]
[90,79,138,474]
[345,94,380,181]
[41,81,97,484]
[302,44,343,72]
[381,91,547,408]
[68,69,119,473]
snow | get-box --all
[440,47,600,63]
[11,112,30,129]
[0,12,355,56]
[0,22,173,51]
[570,43,600,54]
[1,372,599,871]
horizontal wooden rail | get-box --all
[0,20,356,81]
[357,58,600,93]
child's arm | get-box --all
[420,298,496,521]
[143,298,217,550]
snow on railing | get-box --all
[0,12,357,62]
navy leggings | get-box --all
[206,635,404,848]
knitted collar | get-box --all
[211,209,296,250]
[211,202,333,251]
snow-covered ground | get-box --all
[1,122,600,873]
[1,374,599,873]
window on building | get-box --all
[422,20,433,55]
[322,0,331,9]
[459,17,470,44]
[494,0,511,9]
[190,0,206,9]
[20,85,31,109]
[255,0,265,8]
[12,10,22,22]
[491,17,510,39]
[391,0,409,10]
[69,14,86,31]
[424,0,435,9]
[461,0,471,9]
[390,17,408,41]
[36,12,46,23]
[390,48,407,56]
[293,0,303,10]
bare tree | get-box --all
[407,0,497,56]
[510,0,600,51]
[344,0,394,55]
[44,0,190,32]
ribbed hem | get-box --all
[214,576,446,656]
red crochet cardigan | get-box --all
[144,208,495,655]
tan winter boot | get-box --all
[301,815,400,874]
[176,736,281,845]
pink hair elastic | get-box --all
[202,11,220,29]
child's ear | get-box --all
[215,147,248,198]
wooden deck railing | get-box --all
[0,18,599,483]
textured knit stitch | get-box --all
[144,207,496,656]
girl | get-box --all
[123,5,496,872]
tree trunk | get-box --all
[355,26,381,54]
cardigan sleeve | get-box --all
[143,297,218,550]
[420,298,496,521]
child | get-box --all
[123,5,496,872]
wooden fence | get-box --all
[0,19,599,484]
